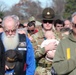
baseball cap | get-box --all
[5,50,18,69]
[42,7,55,20]
[28,16,35,22]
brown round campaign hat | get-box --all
[5,50,17,69]
[42,7,55,20]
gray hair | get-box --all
[71,12,76,22]
[72,12,76,17]
[2,15,17,27]
[11,15,20,25]
[11,15,19,21]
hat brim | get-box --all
[6,61,16,69]
[42,18,55,21]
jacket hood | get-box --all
[68,33,76,42]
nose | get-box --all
[46,22,50,25]
[9,31,12,35]
[46,22,49,24]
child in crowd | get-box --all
[41,31,59,61]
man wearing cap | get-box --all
[0,15,36,75]
[31,7,61,75]
[28,16,36,24]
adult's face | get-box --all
[55,24,64,32]
[64,20,72,28]
[0,18,2,26]
[27,25,35,34]
[23,23,28,28]
[72,15,76,34]
[3,17,17,37]
[42,20,53,31]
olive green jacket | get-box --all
[53,33,76,75]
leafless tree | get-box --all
[19,0,43,20]
[52,0,66,20]
[0,1,7,12]
[4,5,20,16]
[0,1,8,18]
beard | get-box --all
[2,32,19,50]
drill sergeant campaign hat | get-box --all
[5,50,17,69]
[42,7,55,20]
[5,50,23,69]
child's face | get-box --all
[45,31,55,39]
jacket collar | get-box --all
[68,33,76,42]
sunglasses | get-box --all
[24,26,27,27]
[27,30,34,33]
[72,23,76,28]
[43,20,53,24]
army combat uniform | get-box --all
[31,27,63,75]
[31,7,65,75]
[31,30,52,75]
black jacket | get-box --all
[0,38,5,75]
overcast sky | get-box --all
[0,0,52,9]
[0,0,19,7]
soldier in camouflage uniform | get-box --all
[31,7,62,75]
[53,19,65,41]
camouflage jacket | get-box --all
[31,29,62,66]
[31,30,45,59]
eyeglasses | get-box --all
[43,20,53,24]
[72,23,76,28]
[4,29,16,34]
[24,26,27,27]
[27,30,34,33]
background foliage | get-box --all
[0,0,76,22]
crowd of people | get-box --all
[0,7,75,75]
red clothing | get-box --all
[34,29,38,34]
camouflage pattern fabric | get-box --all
[31,29,63,75]
[54,30,69,40]
[54,30,63,41]
[34,58,52,75]
[31,30,46,58]
[34,66,51,75]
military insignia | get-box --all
[19,42,26,47]
[18,42,27,51]
[66,48,70,59]
[47,12,50,15]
